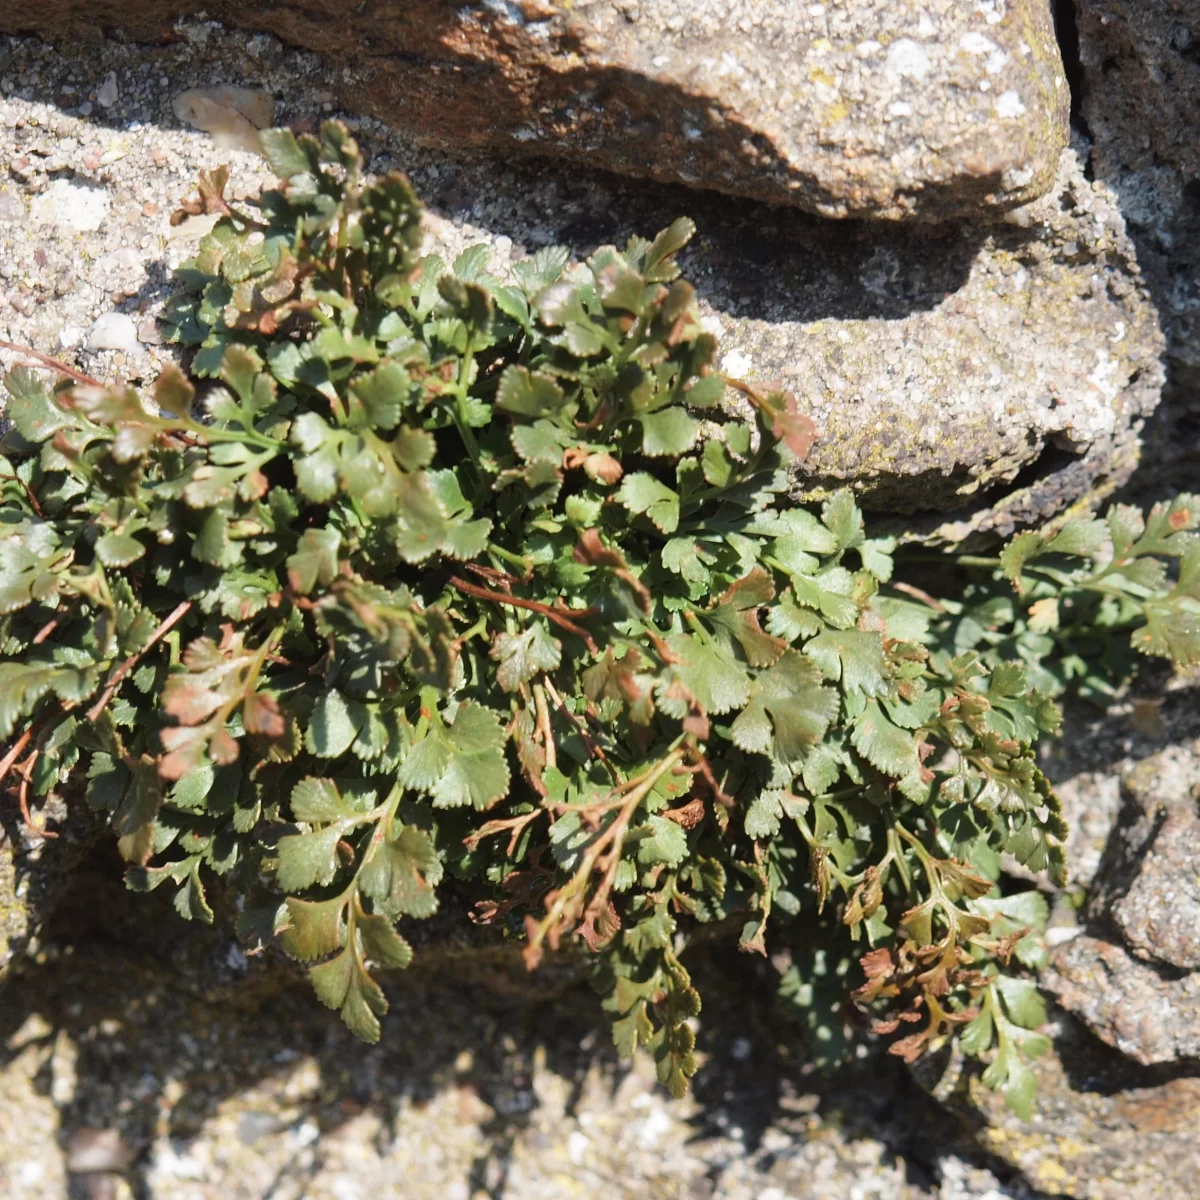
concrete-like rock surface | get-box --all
[1,0,1071,221]
[1104,747,1200,970]
[1044,935,1200,1065]
[0,24,1163,539]
[1040,734,1200,1066]
[1075,0,1200,510]
[920,1021,1200,1200]
[696,142,1163,531]
[0,873,1042,1200]
[1076,0,1200,373]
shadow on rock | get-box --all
[0,852,1037,1200]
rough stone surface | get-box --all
[1039,732,1200,1066]
[1044,936,1200,1065]
[1074,0,1200,513]
[1,0,1071,222]
[1076,0,1200,372]
[696,142,1164,530]
[0,26,1163,539]
[0,872,1043,1200]
[1104,749,1200,970]
[1039,676,1200,893]
[920,1020,1200,1200]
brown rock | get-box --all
[920,1020,1200,1199]
[1088,742,1200,971]
[1,0,1070,221]
[1043,934,1200,1064]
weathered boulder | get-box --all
[1076,0,1200,372]
[689,144,1164,532]
[1097,746,1200,971]
[1040,738,1200,1066]
[1074,0,1200,506]
[1044,935,1200,1065]
[2,0,1071,221]
[1036,739,1200,1070]
[919,1019,1200,1200]
[0,15,1164,539]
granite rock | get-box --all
[1075,0,1200,510]
[1076,0,1200,372]
[1,0,1071,222]
[1043,935,1200,1065]
[919,1019,1200,1200]
[1041,738,1200,1065]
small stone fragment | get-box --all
[66,1128,135,1174]
[137,316,163,346]
[0,188,23,222]
[30,177,110,232]
[88,312,140,355]
[96,72,118,109]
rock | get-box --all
[5,1,1070,221]
[88,311,140,354]
[1077,0,1200,373]
[95,71,118,110]
[920,1019,1200,1200]
[0,188,23,223]
[0,869,1033,1200]
[1074,0,1200,509]
[0,14,1163,535]
[1086,741,1200,970]
[704,144,1164,530]
[1108,794,1200,971]
[1043,935,1200,1064]
[418,140,1163,532]
[29,177,109,232]
[1040,737,1200,1064]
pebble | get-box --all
[96,72,119,109]
[0,190,24,221]
[65,1128,135,1174]
[29,177,110,232]
[88,311,140,354]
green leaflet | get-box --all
[398,701,510,810]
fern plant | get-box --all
[2,123,1196,1117]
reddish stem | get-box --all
[448,576,598,654]
[86,601,193,722]
[0,339,103,387]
